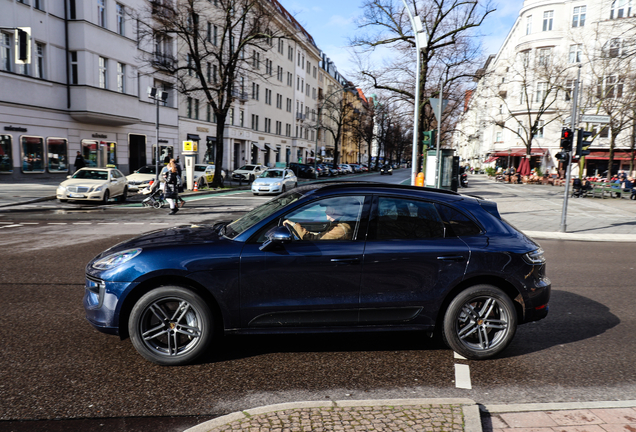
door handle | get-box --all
[437,255,465,262]
[331,257,360,264]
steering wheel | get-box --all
[283,220,301,240]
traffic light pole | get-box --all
[560,65,581,233]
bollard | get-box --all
[415,172,425,187]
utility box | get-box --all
[425,149,458,191]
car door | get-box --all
[239,195,371,328]
[110,170,124,195]
[359,195,470,327]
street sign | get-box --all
[429,98,449,123]
[580,114,611,124]
[563,114,611,125]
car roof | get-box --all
[294,181,461,200]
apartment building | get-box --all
[0,0,178,181]
[454,0,636,177]
[1,0,351,182]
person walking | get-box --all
[74,151,86,173]
[173,157,186,208]
[163,161,180,215]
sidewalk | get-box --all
[180,399,636,432]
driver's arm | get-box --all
[283,220,308,239]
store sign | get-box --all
[4,126,27,132]
[183,141,198,152]
[92,133,108,138]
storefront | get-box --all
[582,150,634,177]
[489,147,548,170]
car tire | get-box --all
[442,285,517,360]
[120,187,128,203]
[253,193,259,196]
[281,185,286,193]
[59,199,68,203]
[128,286,213,366]
[294,183,298,188]
[102,190,110,204]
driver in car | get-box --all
[284,204,352,241]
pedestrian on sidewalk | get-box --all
[74,151,86,173]
[163,161,180,215]
[172,157,186,208]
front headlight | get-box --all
[273,182,281,186]
[92,248,142,270]
[523,248,546,265]
[91,184,106,192]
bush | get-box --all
[485,167,497,177]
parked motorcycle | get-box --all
[459,167,468,188]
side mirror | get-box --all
[259,225,294,251]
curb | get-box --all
[481,400,636,414]
[183,398,481,432]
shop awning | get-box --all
[265,143,279,152]
[491,148,548,157]
[586,150,634,160]
[483,156,499,163]
[251,142,266,152]
[187,134,201,141]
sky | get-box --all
[287,0,525,82]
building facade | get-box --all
[1,0,357,182]
[454,0,636,177]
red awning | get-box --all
[492,148,548,157]
[585,150,634,160]
[483,156,499,163]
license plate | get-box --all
[69,193,85,198]
[260,188,269,191]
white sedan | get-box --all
[251,168,297,195]
[57,167,128,203]
[126,165,158,192]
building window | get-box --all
[542,11,553,31]
[568,44,582,63]
[287,72,292,86]
[611,0,632,19]
[285,123,291,137]
[536,120,545,138]
[535,82,547,102]
[597,76,623,99]
[276,94,282,109]
[98,56,108,89]
[97,0,105,27]
[34,43,44,79]
[264,117,271,133]
[286,98,292,112]
[572,6,586,27]
[252,82,259,100]
[252,50,260,69]
[495,131,502,142]
[607,38,623,58]
[265,88,272,105]
[187,97,192,118]
[288,46,293,61]
[116,62,125,92]
[526,15,532,35]
[47,138,68,173]
[565,79,574,101]
[538,48,552,66]
[21,136,45,173]
[275,121,282,135]
[194,99,199,119]
[240,110,244,127]
[0,135,12,173]
[70,51,78,84]
[34,0,43,10]
[1,33,10,72]
[116,3,125,35]
[251,114,259,131]
[277,38,284,54]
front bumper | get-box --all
[83,275,136,336]
[251,183,282,194]
[57,187,105,201]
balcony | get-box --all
[151,52,176,70]
[231,89,249,101]
[296,113,306,121]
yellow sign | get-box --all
[183,141,198,152]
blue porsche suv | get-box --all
[84,182,550,365]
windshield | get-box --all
[225,192,303,239]
[194,166,207,172]
[73,170,108,180]
[136,166,156,174]
[260,170,283,178]
[238,165,256,171]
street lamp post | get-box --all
[148,87,168,182]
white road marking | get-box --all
[73,222,92,225]
[454,363,472,389]
[0,222,15,224]
[454,352,467,360]
[97,223,120,225]
[0,224,22,228]
[150,223,169,225]
[124,223,144,225]
[21,222,39,225]
[47,223,67,225]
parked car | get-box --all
[184,164,226,186]
[57,167,128,204]
[288,162,315,179]
[339,164,354,174]
[349,164,362,173]
[84,182,550,365]
[319,164,338,177]
[380,164,393,175]
[232,164,265,182]
[360,164,369,172]
[251,168,298,195]
[126,165,158,192]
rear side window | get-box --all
[435,204,482,237]
[372,197,444,240]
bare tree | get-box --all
[135,0,285,187]
[351,0,494,157]
[316,84,359,167]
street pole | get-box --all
[560,65,581,233]
[155,96,160,182]
[401,0,423,186]
[435,82,443,189]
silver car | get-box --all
[251,168,297,195]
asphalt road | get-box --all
[1,170,635,431]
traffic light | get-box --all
[422,130,436,150]
[15,27,31,64]
[576,129,594,157]
[561,128,573,151]
[555,151,568,161]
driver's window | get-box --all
[283,196,365,241]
